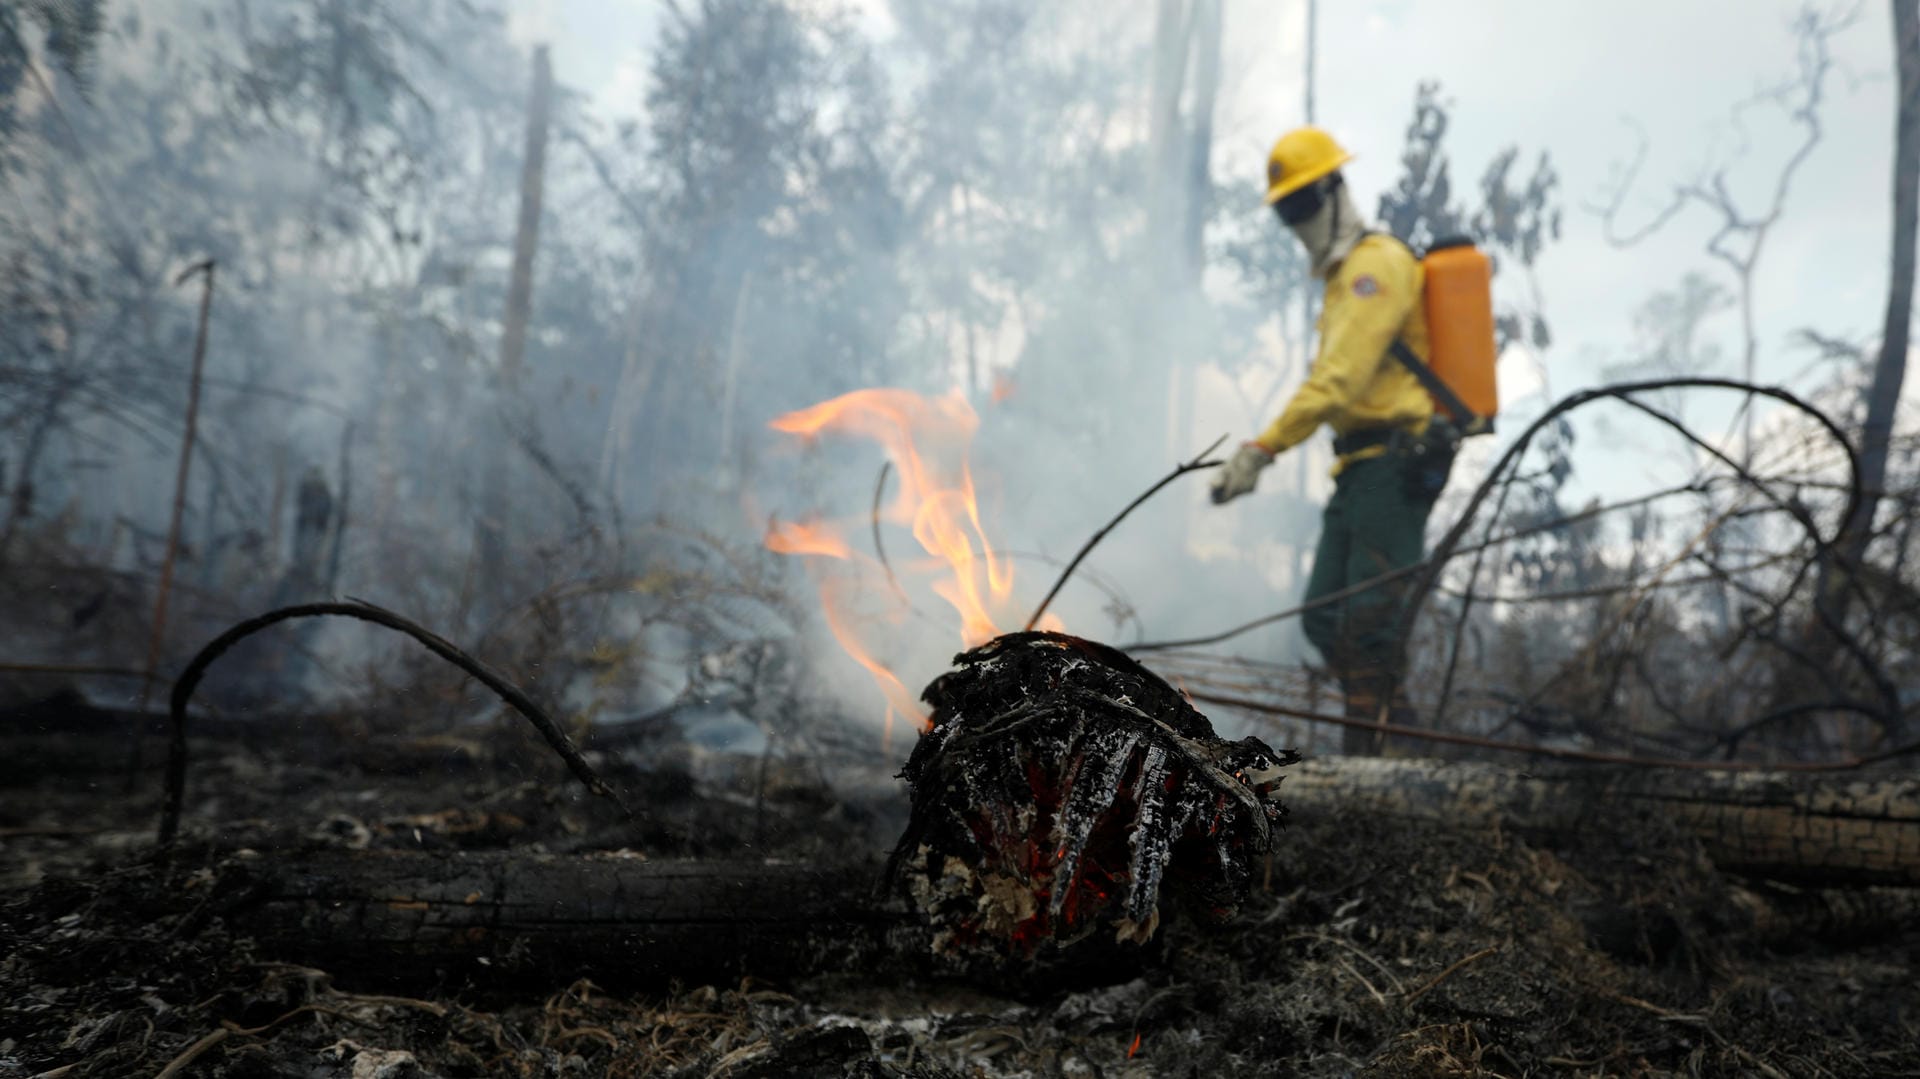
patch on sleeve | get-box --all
[1351,274,1380,298]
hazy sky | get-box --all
[508,0,1895,438]
[480,0,1902,697]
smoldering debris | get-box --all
[888,631,1298,961]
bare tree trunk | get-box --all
[1143,1,1218,483]
[1303,0,1317,128]
[1837,1,1919,577]
[139,261,216,711]
[596,293,653,500]
[476,44,554,619]
[265,441,288,565]
[1145,0,1192,275]
[1798,3,1920,736]
[325,421,352,594]
[0,373,72,566]
[370,317,400,543]
[1182,0,1221,279]
[716,270,755,492]
[1166,0,1222,464]
[498,44,553,386]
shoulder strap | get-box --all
[1389,339,1489,435]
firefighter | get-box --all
[1208,125,1455,755]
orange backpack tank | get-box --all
[1419,238,1499,428]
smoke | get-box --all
[0,0,1335,748]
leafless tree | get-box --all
[1591,2,1860,466]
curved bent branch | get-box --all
[159,599,633,847]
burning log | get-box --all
[886,632,1300,959]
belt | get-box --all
[1330,428,1398,456]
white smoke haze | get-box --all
[0,0,1909,761]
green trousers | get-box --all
[1301,452,1438,707]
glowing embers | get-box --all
[887,632,1299,961]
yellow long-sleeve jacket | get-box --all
[1255,234,1433,469]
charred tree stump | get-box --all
[886,632,1299,960]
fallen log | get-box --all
[210,850,918,988]
[0,689,496,781]
[144,753,1916,992]
[1281,757,1920,887]
[179,802,1915,994]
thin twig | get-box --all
[1394,377,1883,731]
[153,1004,342,1079]
[1334,956,1388,1007]
[0,662,149,679]
[1413,378,1858,626]
[153,1028,231,1079]
[1499,495,1750,731]
[158,599,633,846]
[1025,435,1228,631]
[1404,945,1499,1005]
[138,259,217,715]
[870,461,909,604]
[1128,478,1716,652]
[1286,929,1408,994]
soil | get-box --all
[3,689,1918,1078]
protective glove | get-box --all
[1209,441,1275,504]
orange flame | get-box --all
[770,389,1018,648]
[764,518,853,560]
[991,369,1016,405]
[816,575,925,730]
[767,387,1054,735]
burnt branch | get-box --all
[159,599,633,847]
[1025,435,1226,631]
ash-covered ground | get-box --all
[3,688,1917,1079]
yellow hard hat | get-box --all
[1264,126,1353,205]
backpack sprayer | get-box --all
[1392,235,1500,437]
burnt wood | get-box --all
[1282,757,1920,887]
[215,850,917,989]
[888,632,1299,958]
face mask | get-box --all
[1279,177,1361,279]
[1273,180,1330,227]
